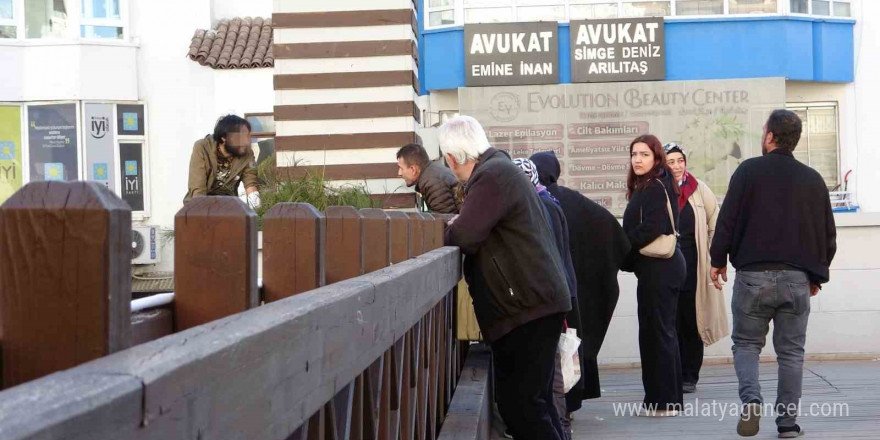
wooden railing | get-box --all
[0,182,488,440]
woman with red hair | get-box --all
[622,134,686,416]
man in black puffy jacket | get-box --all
[396,143,461,214]
[441,116,571,440]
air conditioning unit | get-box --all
[132,226,160,265]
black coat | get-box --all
[446,148,571,342]
[621,169,680,271]
[531,151,631,400]
[710,149,837,284]
[537,190,587,410]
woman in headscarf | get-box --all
[664,143,729,394]
[531,151,631,405]
[514,158,581,439]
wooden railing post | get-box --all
[421,213,437,252]
[387,211,410,265]
[325,206,364,284]
[0,182,131,388]
[406,212,425,258]
[263,203,325,303]
[174,196,258,331]
[360,208,391,273]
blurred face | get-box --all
[397,157,420,186]
[666,152,686,182]
[222,128,251,158]
[630,142,655,176]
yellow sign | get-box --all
[0,106,22,204]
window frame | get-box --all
[786,0,851,17]
[0,0,129,42]
[80,0,126,40]
[424,0,853,30]
[80,100,151,218]
[244,112,276,139]
[0,0,25,39]
[786,101,842,190]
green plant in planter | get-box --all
[254,157,378,227]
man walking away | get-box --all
[442,116,571,440]
[710,109,837,439]
[397,143,461,214]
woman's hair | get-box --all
[626,134,678,200]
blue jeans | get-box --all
[731,270,811,428]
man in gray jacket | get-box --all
[396,143,461,214]
[442,116,571,440]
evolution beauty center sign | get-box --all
[465,22,559,86]
[571,17,665,82]
[460,78,784,216]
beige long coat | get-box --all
[690,180,730,346]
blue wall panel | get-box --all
[424,29,465,92]
[665,19,814,81]
[422,17,854,91]
[812,21,855,82]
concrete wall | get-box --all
[211,0,272,24]
[849,0,880,215]
[0,43,139,102]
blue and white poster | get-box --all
[27,104,79,181]
[85,103,116,190]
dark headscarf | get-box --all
[531,151,632,404]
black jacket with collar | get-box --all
[710,149,837,284]
[445,148,571,342]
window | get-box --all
[570,2,619,19]
[245,113,275,168]
[788,104,839,188]
[465,7,514,23]
[621,1,670,17]
[789,0,850,17]
[464,0,513,24]
[833,1,849,17]
[811,0,829,15]
[25,0,68,38]
[1,0,128,40]
[729,0,777,14]
[428,0,456,27]
[676,0,723,15]
[81,0,122,39]
[423,0,850,29]
[0,0,16,38]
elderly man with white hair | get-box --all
[441,116,572,440]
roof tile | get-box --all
[188,17,273,69]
